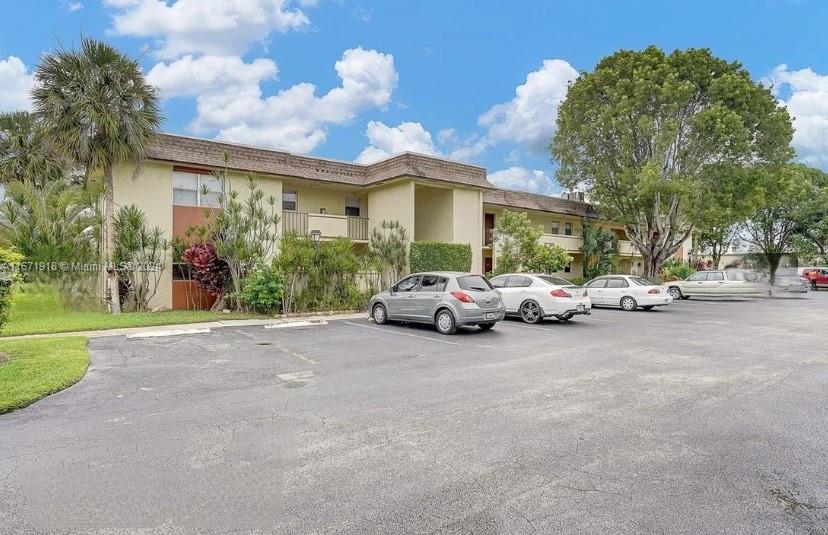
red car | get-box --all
[803,268,828,290]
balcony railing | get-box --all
[282,211,369,241]
[540,233,583,252]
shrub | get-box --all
[183,242,231,304]
[276,235,369,314]
[113,205,168,312]
[368,221,408,288]
[569,276,589,286]
[0,248,23,330]
[524,243,572,274]
[659,258,696,281]
[239,264,284,314]
[409,241,472,273]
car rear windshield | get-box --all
[538,276,572,286]
[629,276,656,286]
[457,275,493,292]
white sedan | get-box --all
[584,275,672,311]
[490,273,592,323]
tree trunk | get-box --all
[105,164,121,314]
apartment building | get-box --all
[110,133,653,310]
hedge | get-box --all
[409,241,472,273]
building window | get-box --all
[548,222,560,235]
[564,222,573,236]
[173,171,223,207]
[282,191,297,212]
[564,262,572,273]
[345,197,361,217]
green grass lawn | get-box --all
[0,286,263,337]
[0,336,89,414]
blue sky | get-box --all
[1,0,827,194]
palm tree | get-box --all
[31,38,162,313]
[0,111,66,187]
[581,221,619,279]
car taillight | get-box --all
[550,289,571,298]
[648,288,660,294]
[450,291,475,303]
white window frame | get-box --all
[282,191,298,212]
[172,171,224,207]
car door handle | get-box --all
[433,295,441,299]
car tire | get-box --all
[519,300,542,324]
[681,295,690,300]
[620,296,637,311]
[668,286,682,300]
[478,322,495,331]
[435,309,457,335]
[372,303,388,325]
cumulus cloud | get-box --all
[147,55,278,98]
[356,121,440,163]
[443,59,578,161]
[766,64,828,167]
[479,59,578,153]
[105,0,310,59]
[0,56,33,112]
[188,48,398,153]
[487,166,558,195]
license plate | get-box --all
[485,312,496,320]
[577,304,585,311]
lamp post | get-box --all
[309,230,322,249]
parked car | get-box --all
[369,272,505,335]
[666,269,762,299]
[489,273,591,323]
[584,275,672,311]
[772,271,810,293]
[802,267,828,290]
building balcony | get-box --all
[282,212,369,242]
[618,240,637,256]
[540,233,583,253]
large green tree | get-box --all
[0,111,66,187]
[743,164,814,286]
[693,165,763,268]
[552,46,793,277]
[32,38,162,314]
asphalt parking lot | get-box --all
[1,293,827,534]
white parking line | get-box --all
[344,321,461,345]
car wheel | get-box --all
[478,322,495,331]
[435,309,457,335]
[620,296,637,311]
[519,300,542,324]
[681,295,691,300]
[642,305,654,311]
[372,303,388,325]
[668,286,682,300]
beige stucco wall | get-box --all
[367,180,416,243]
[452,188,484,273]
[285,185,365,217]
[112,161,174,309]
[414,186,454,242]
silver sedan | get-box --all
[368,272,506,334]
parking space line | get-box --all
[344,321,461,345]
[495,321,565,332]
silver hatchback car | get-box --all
[369,272,506,334]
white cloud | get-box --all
[105,0,309,59]
[767,64,828,167]
[189,48,397,153]
[68,2,83,12]
[487,166,558,195]
[479,59,578,154]
[356,121,440,163]
[147,55,278,98]
[0,56,33,112]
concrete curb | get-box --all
[0,312,366,341]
